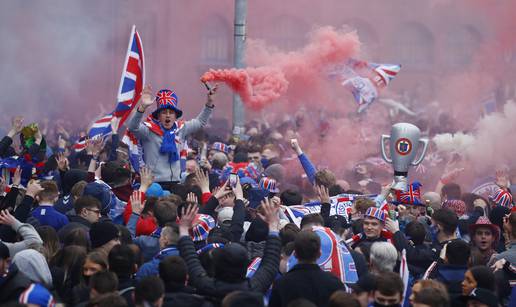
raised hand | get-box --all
[231,176,244,201]
[316,185,330,204]
[206,83,218,106]
[12,166,22,187]
[86,137,104,157]
[130,190,144,215]
[495,168,510,189]
[139,166,154,192]
[290,138,303,155]
[257,198,280,232]
[385,217,400,234]
[186,192,199,207]
[26,180,44,199]
[139,84,154,110]
[179,204,199,236]
[0,210,17,227]
[195,168,210,193]
[57,135,67,149]
[111,117,121,135]
[56,153,69,172]
[214,181,232,200]
[8,116,23,138]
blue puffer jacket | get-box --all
[135,246,179,280]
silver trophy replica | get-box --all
[380,123,428,191]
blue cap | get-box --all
[146,183,171,198]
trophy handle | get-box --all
[381,135,392,163]
[411,138,429,166]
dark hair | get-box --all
[328,184,344,197]
[432,208,459,235]
[63,227,90,250]
[405,221,427,245]
[280,223,300,246]
[280,189,302,206]
[300,214,324,229]
[286,298,317,307]
[159,256,187,285]
[50,245,87,289]
[36,225,60,261]
[375,271,403,297]
[108,245,136,278]
[510,212,516,238]
[154,198,179,227]
[74,195,101,214]
[314,169,336,188]
[101,161,131,186]
[222,290,265,307]
[85,251,109,270]
[134,276,164,305]
[414,287,450,307]
[294,231,321,263]
[248,144,262,153]
[233,152,248,163]
[37,180,59,201]
[462,193,489,216]
[445,239,470,265]
[441,183,461,200]
[89,292,128,307]
[329,290,361,307]
[90,271,119,294]
[354,198,375,214]
[469,266,495,291]
[115,225,133,245]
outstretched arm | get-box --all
[0,210,43,257]
[291,139,317,185]
[182,84,217,137]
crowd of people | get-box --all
[0,83,514,307]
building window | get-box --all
[201,15,231,66]
[268,15,309,52]
[445,25,481,68]
[392,22,435,70]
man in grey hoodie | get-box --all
[0,209,43,257]
[128,84,216,190]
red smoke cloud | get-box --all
[201,26,360,111]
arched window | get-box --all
[392,22,435,70]
[201,15,231,66]
[445,25,482,68]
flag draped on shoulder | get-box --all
[286,226,358,285]
[77,25,145,151]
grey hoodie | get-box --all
[12,249,53,288]
[127,106,212,182]
[1,220,43,257]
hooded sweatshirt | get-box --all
[12,249,53,288]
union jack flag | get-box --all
[370,63,401,86]
[395,181,422,205]
[78,25,145,149]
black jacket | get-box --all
[163,284,213,307]
[0,264,32,303]
[178,234,281,301]
[269,263,344,307]
[392,231,435,278]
